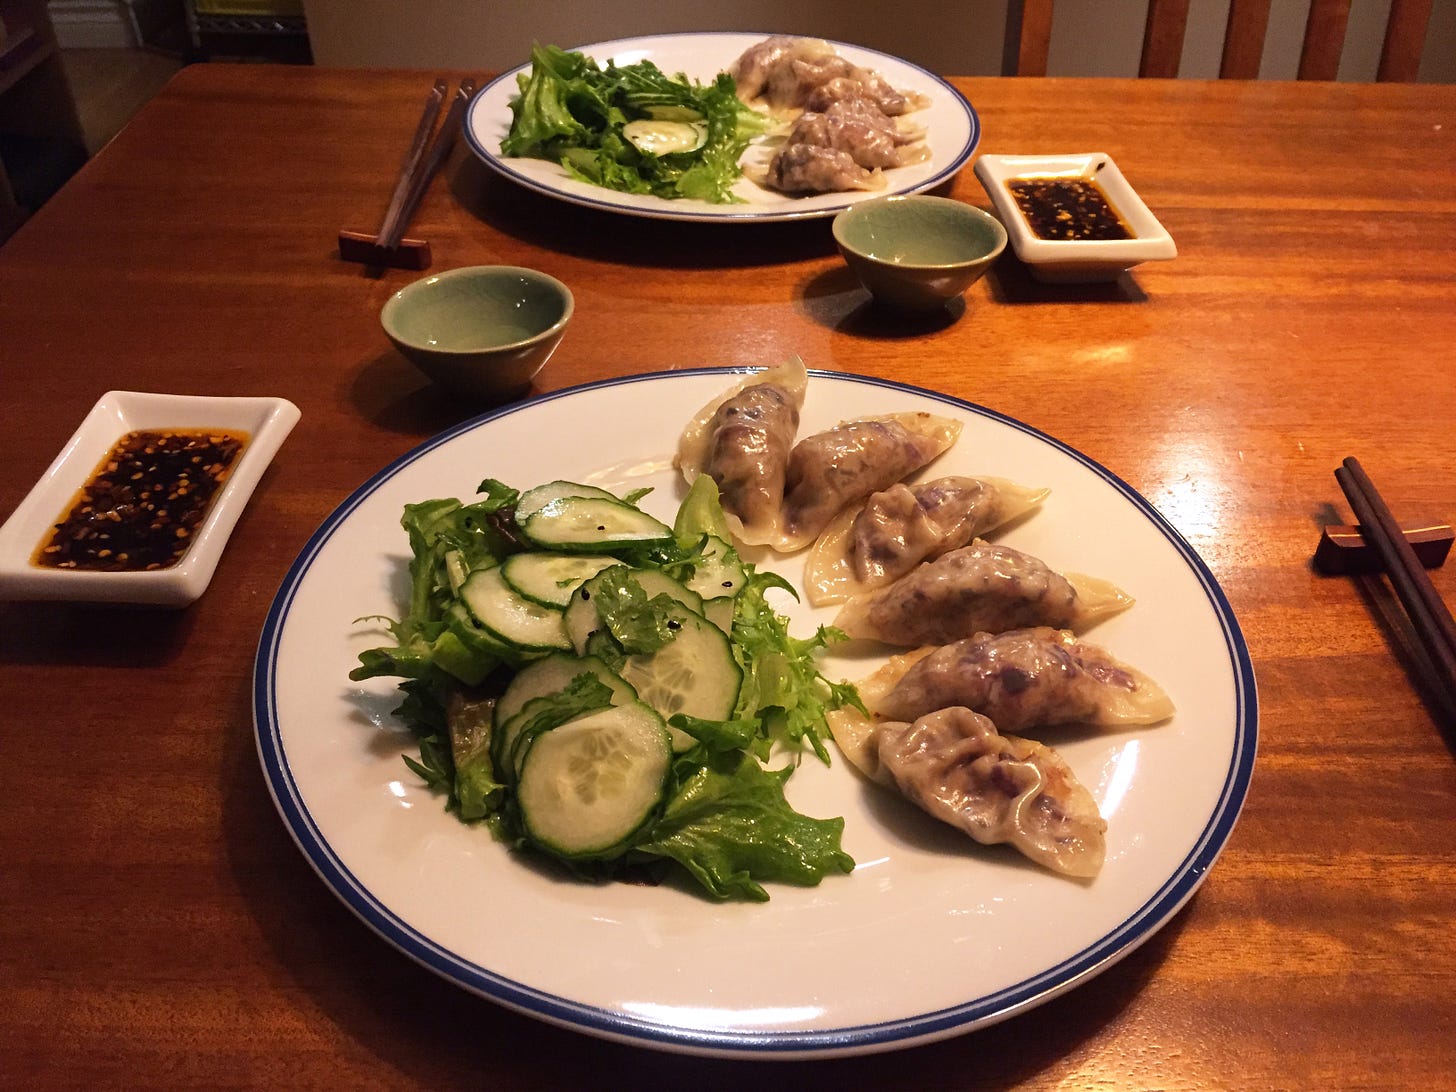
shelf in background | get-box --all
[0,0,87,244]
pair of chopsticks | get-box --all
[1335,456,1456,721]
[339,77,477,271]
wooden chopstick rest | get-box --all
[1315,522,1454,575]
[337,230,432,270]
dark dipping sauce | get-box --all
[1007,177,1133,241]
[35,429,247,572]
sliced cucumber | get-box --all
[702,596,736,634]
[492,653,639,781]
[643,104,703,122]
[564,579,607,657]
[560,567,737,751]
[459,566,571,653]
[623,118,708,155]
[633,568,705,614]
[684,534,747,602]
[562,566,706,656]
[493,651,632,736]
[500,552,619,609]
[443,548,471,595]
[440,600,517,674]
[516,701,672,859]
[521,497,673,554]
[514,480,622,525]
[621,609,742,723]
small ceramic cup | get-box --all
[381,266,573,400]
[833,195,1008,312]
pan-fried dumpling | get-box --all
[804,476,1049,606]
[786,96,929,171]
[777,412,961,552]
[827,704,1106,877]
[856,628,1174,732]
[763,142,886,195]
[675,358,808,547]
[731,35,840,111]
[730,35,929,118]
[833,539,1132,646]
[759,96,930,195]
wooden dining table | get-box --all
[2,60,1454,1087]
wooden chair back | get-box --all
[1005,0,1434,81]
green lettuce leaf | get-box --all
[672,472,733,546]
[590,567,680,655]
[445,692,502,821]
[634,750,855,902]
[500,45,773,204]
[350,481,520,688]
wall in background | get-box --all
[47,0,136,48]
[301,0,1007,77]
[301,0,1455,83]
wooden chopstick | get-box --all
[374,78,449,253]
[379,78,476,252]
[1335,456,1456,717]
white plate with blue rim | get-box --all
[465,32,980,224]
[253,368,1256,1059]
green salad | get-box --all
[350,473,860,902]
[500,43,775,203]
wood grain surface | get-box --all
[2,64,1454,1089]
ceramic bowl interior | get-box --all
[832,195,1008,312]
[381,266,573,399]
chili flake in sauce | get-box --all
[1007,177,1132,241]
[35,429,247,572]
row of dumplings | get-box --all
[674,359,1175,879]
[729,36,932,195]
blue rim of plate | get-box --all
[253,369,1258,1059]
[463,32,982,224]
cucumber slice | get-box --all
[459,566,571,652]
[562,566,706,656]
[702,596,736,634]
[500,552,618,608]
[561,567,737,751]
[516,701,672,859]
[643,104,704,122]
[564,580,606,657]
[623,118,708,155]
[444,597,527,659]
[621,609,742,723]
[493,651,634,736]
[688,535,746,597]
[521,497,673,554]
[514,480,620,524]
[492,654,640,782]
[634,568,705,614]
[443,548,471,595]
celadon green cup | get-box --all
[381,266,573,400]
[833,195,1008,313]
